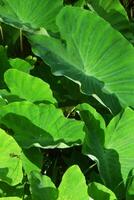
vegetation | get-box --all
[0,0,134,199]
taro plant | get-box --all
[0,0,134,200]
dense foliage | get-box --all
[0,0,134,199]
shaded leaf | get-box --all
[0,101,85,148]
[78,103,134,198]
[21,148,43,175]
[126,169,134,200]
[0,46,10,88]
[29,171,58,200]
[88,182,117,200]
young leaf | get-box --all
[0,102,85,148]
[58,165,89,200]
[9,58,33,73]
[0,0,63,32]
[4,69,56,104]
[29,6,134,112]
[29,171,58,200]
[78,103,134,199]
[0,128,23,186]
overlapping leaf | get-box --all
[9,58,33,73]
[0,101,85,148]
[88,182,117,200]
[29,6,134,112]
[77,103,134,198]
[4,69,56,104]
[29,165,89,200]
[0,128,23,186]
[29,171,58,200]
[57,165,89,200]
[0,0,63,32]
[88,0,131,39]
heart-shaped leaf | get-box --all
[29,6,134,113]
[0,0,63,32]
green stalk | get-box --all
[0,26,4,41]
[20,28,23,53]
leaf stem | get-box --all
[20,28,23,53]
[0,26,4,41]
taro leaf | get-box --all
[88,182,117,200]
[0,101,85,148]
[0,198,21,200]
[21,148,43,175]
[9,58,33,73]
[0,128,23,186]
[29,6,134,113]
[58,165,89,200]
[4,69,56,104]
[29,171,58,200]
[0,0,63,32]
[126,169,134,200]
[88,0,131,39]
[77,103,134,199]
[0,46,11,88]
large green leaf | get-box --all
[29,171,58,200]
[57,165,89,200]
[88,0,131,39]
[77,103,134,199]
[88,182,117,200]
[4,69,56,104]
[0,101,85,148]
[0,0,63,32]
[0,128,23,186]
[29,6,134,112]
